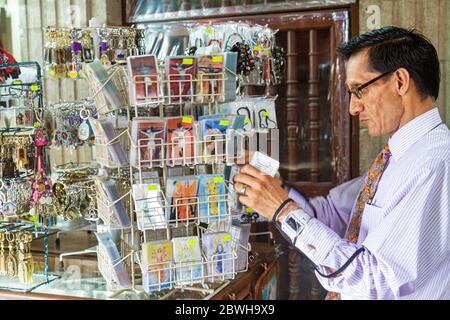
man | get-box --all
[233,26,450,300]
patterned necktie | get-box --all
[326,144,391,300]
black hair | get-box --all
[337,26,440,100]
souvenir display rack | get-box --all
[82,29,279,297]
[0,61,62,292]
[87,80,251,297]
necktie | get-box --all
[326,144,391,300]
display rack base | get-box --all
[0,273,60,293]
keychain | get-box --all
[98,27,112,66]
[0,232,6,276]
[78,108,91,142]
[82,30,94,63]
[31,126,54,212]
[17,231,33,284]
[6,232,17,277]
[68,28,83,80]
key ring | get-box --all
[80,108,91,120]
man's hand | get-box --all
[233,164,289,220]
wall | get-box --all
[358,0,450,174]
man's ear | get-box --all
[394,68,410,96]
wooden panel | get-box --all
[285,30,300,182]
[308,29,320,183]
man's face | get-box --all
[346,50,404,136]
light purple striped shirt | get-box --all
[285,108,450,300]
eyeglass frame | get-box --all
[348,71,393,100]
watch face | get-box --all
[287,216,302,232]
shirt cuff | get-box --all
[292,213,342,266]
[288,188,315,218]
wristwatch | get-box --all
[281,209,312,245]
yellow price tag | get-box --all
[262,49,268,55]
[182,117,193,124]
[245,208,254,214]
[205,27,213,35]
[253,46,261,52]
[182,58,194,65]
[30,85,39,91]
[244,117,250,124]
[188,239,197,246]
[212,55,223,63]
[33,121,40,128]
[148,185,158,191]
[262,111,270,117]
[219,120,229,127]
[12,80,22,85]
[223,235,232,242]
[214,177,224,184]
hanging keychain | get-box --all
[0,180,5,220]
[44,28,58,78]
[98,27,111,65]
[68,28,83,80]
[31,125,54,216]
[0,232,5,276]
[82,30,94,63]
[6,232,17,278]
[78,108,92,143]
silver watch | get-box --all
[281,209,312,244]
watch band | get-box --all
[272,198,294,223]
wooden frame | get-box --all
[254,260,280,300]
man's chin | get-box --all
[367,127,382,137]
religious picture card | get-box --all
[127,55,161,106]
[198,174,227,223]
[165,56,197,104]
[172,236,202,285]
[132,183,166,231]
[141,240,173,293]
[166,116,195,166]
[196,55,224,103]
[166,176,199,223]
[130,117,166,167]
[201,232,233,281]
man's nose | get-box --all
[349,96,364,116]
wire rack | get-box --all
[83,58,253,298]
[84,61,233,114]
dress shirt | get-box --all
[284,107,450,299]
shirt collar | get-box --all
[388,107,443,161]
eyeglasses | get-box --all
[348,71,392,100]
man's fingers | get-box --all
[233,173,260,190]
[240,164,268,179]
